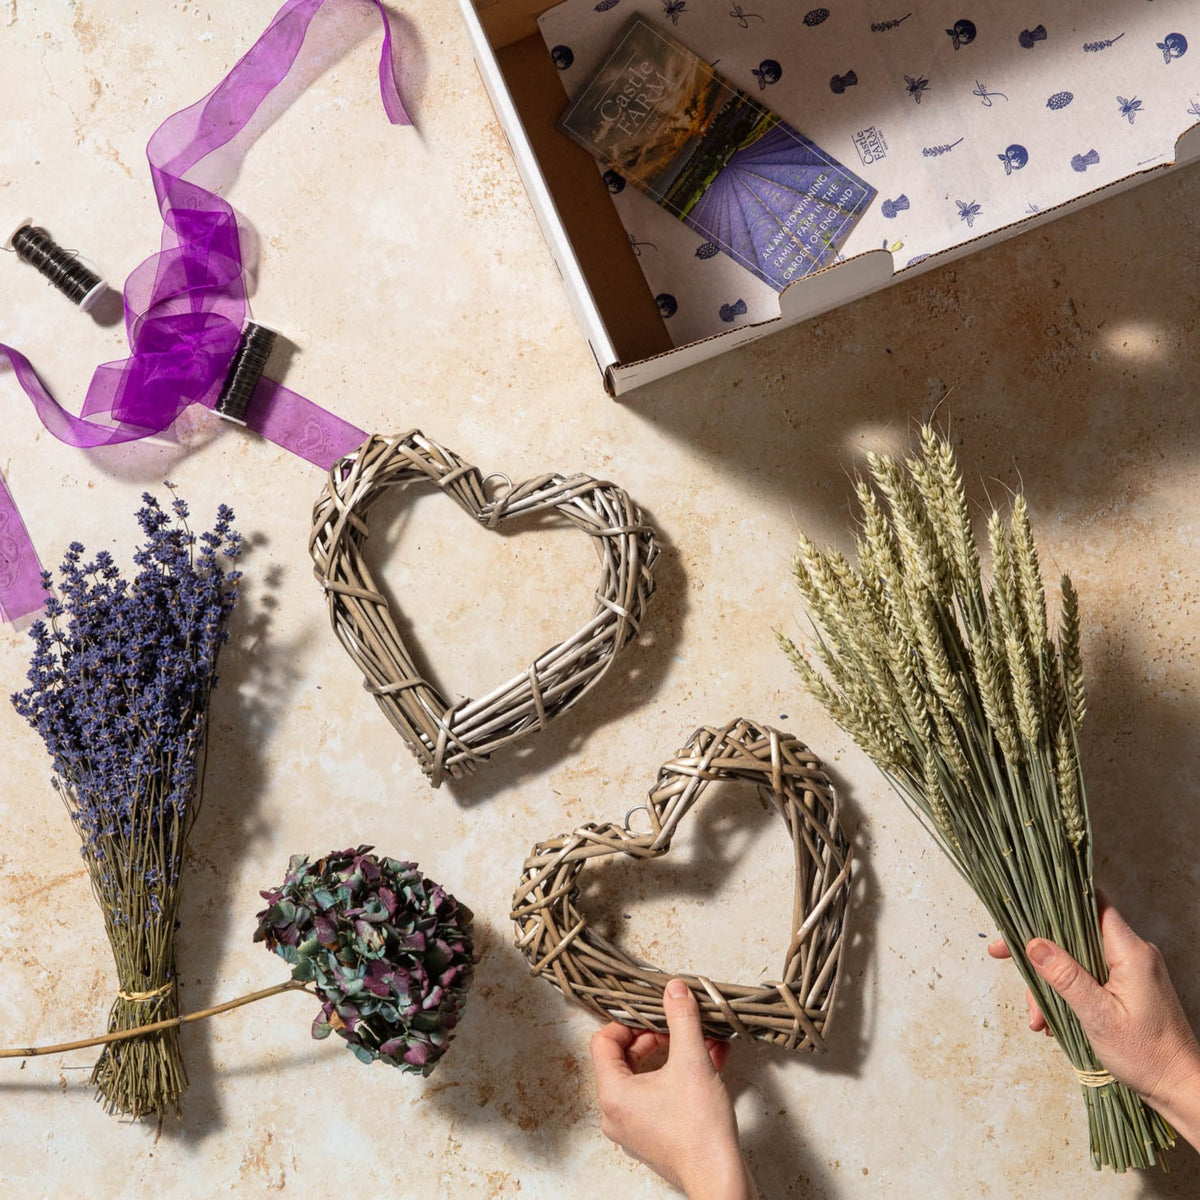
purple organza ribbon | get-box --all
[0,0,409,622]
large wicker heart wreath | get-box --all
[309,431,659,787]
[511,719,853,1051]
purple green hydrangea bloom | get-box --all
[254,847,476,1075]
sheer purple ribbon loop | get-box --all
[0,492,44,623]
[0,0,409,621]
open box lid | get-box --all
[460,0,1200,395]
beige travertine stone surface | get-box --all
[1,2,1199,1197]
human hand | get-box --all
[589,978,758,1199]
[989,899,1200,1148]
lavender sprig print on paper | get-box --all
[923,138,963,157]
[871,14,911,33]
[1083,34,1124,53]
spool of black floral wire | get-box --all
[214,321,277,425]
[7,221,108,312]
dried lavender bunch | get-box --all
[11,489,240,1119]
[254,847,475,1075]
[779,427,1174,1172]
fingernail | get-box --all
[1027,940,1053,967]
[666,979,689,1000]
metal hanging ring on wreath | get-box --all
[308,430,660,787]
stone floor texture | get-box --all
[1,2,1199,1197]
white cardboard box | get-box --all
[459,0,1200,395]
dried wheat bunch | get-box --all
[780,425,1174,1172]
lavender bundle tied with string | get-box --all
[11,491,240,1119]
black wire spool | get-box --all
[214,321,277,424]
[9,223,108,311]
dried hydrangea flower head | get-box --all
[254,847,476,1075]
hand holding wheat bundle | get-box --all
[779,426,1175,1172]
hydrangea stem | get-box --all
[0,979,312,1060]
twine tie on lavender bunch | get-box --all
[0,0,412,624]
[6,223,109,312]
[117,983,175,1003]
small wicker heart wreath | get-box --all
[511,719,853,1051]
[309,431,659,787]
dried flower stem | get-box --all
[0,981,312,1061]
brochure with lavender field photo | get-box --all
[557,16,877,291]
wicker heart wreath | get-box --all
[511,719,853,1051]
[309,431,659,787]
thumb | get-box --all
[662,978,715,1073]
[1026,938,1114,1029]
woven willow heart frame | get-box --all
[309,431,659,787]
[512,719,853,1051]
